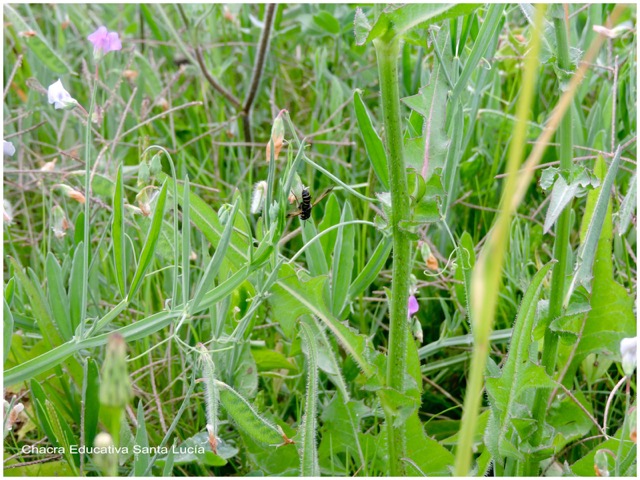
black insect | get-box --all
[287,187,333,221]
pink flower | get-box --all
[408,295,419,318]
[87,26,122,58]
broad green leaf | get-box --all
[401,27,450,180]
[366,4,480,44]
[128,180,168,300]
[313,10,340,35]
[318,193,341,262]
[572,157,635,360]
[353,90,389,188]
[270,264,375,377]
[251,348,297,372]
[405,412,455,476]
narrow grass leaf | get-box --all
[83,359,100,449]
[190,200,238,313]
[8,257,61,347]
[301,221,329,276]
[46,253,71,341]
[331,202,355,316]
[181,175,191,305]
[128,180,168,300]
[3,5,72,74]
[353,90,389,189]
[112,164,126,298]
[615,171,636,236]
[134,401,150,476]
[68,244,84,333]
[348,236,392,300]
[3,298,13,365]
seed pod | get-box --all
[216,380,287,446]
[197,344,219,454]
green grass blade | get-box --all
[348,236,392,300]
[112,164,126,298]
[134,401,150,476]
[330,202,355,316]
[190,200,238,313]
[46,253,72,341]
[451,3,503,102]
[181,175,191,305]
[8,257,62,347]
[4,298,14,366]
[301,221,329,276]
[3,5,73,74]
[127,180,169,301]
[69,244,84,334]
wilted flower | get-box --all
[40,158,57,172]
[206,424,218,454]
[3,400,24,432]
[123,69,138,82]
[251,181,268,214]
[593,22,633,39]
[51,205,70,238]
[3,200,14,225]
[48,79,78,110]
[620,336,637,376]
[412,318,423,343]
[55,184,85,204]
[87,26,122,59]
[266,110,286,162]
[408,295,419,319]
[136,187,159,217]
[3,140,15,157]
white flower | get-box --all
[250,181,268,214]
[47,79,78,110]
[620,336,637,376]
[3,140,15,157]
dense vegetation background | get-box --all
[2,3,637,477]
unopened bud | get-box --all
[55,184,85,204]
[266,110,286,163]
[93,432,118,476]
[594,450,610,477]
[250,181,268,214]
[51,205,70,238]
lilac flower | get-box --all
[87,26,122,59]
[3,140,15,157]
[408,295,419,319]
[48,79,78,110]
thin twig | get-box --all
[556,382,607,437]
[195,47,242,109]
[603,375,627,439]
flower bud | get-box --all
[55,184,85,204]
[594,450,610,477]
[51,205,70,238]
[93,432,117,476]
[99,334,132,408]
[620,336,637,376]
[3,140,15,157]
[266,110,286,163]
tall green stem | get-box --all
[453,5,545,475]
[80,69,99,338]
[374,36,411,476]
[528,12,574,474]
